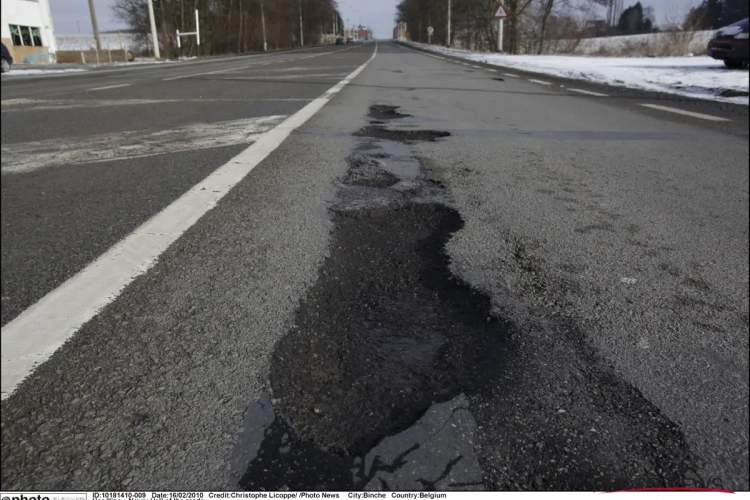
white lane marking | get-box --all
[504,73,519,78]
[528,79,552,85]
[569,88,609,97]
[461,63,470,66]
[87,83,132,91]
[470,65,481,68]
[1,116,287,173]
[163,46,358,81]
[162,63,259,81]
[487,69,497,73]
[0,42,378,400]
[639,103,730,122]
[226,73,348,80]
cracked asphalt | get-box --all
[1,41,748,491]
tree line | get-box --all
[113,0,343,58]
[396,0,749,54]
[685,0,748,30]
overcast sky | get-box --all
[50,0,704,37]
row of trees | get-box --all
[113,0,343,58]
[685,0,749,30]
[396,0,748,54]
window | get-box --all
[8,25,43,46]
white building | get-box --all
[1,0,57,63]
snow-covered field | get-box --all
[1,68,88,76]
[408,42,749,105]
[56,34,151,53]
[544,30,716,56]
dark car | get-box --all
[346,37,354,44]
[707,17,749,68]
[335,36,344,45]
[1,42,12,73]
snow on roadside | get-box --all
[2,68,88,76]
[409,42,749,105]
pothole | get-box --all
[235,103,698,491]
[354,126,451,143]
[343,155,399,188]
[368,105,410,120]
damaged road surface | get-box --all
[1,42,748,491]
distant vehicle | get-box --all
[1,42,12,73]
[346,37,354,44]
[335,36,344,45]
[707,17,749,69]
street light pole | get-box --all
[298,0,304,47]
[261,2,267,51]
[147,0,160,58]
[87,0,102,54]
[446,0,451,47]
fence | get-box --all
[56,49,132,64]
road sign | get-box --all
[427,26,434,35]
[493,3,508,18]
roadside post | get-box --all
[176,9,201,56]
[427,26,434,44]
[493,2,508,53]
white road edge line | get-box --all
[639,103,730,122]
[87,83,132,91]
[504,73,519,78]
[569,88,608,97]
[0,43,379,400]
[528,79,552,85]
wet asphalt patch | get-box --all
[353,126,451,144]
[234,104,700,491]
[368,105,411,120]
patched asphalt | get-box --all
[1,41,747,491]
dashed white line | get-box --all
[639,103,730,122]
[0,43,380,400]
[471,65,481,68]
[487,69,497,73]
[528,79,552,86]
[162,64,259,81]
[87,83,132,91]
[569,88,609,97]
[504,73,519,78]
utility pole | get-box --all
[87,0,102,53]
[261,2,267,51]
[147,0,160,58]
[446,0,451,47]
[298,0,304,47]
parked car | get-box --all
[346,37,354,44]
[335,36,344,45]
[707,17,749,69]
[1,42,12,73]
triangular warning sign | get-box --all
[494,3,508,18]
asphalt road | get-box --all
[1,41,748,491]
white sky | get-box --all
[49,0,704,37]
